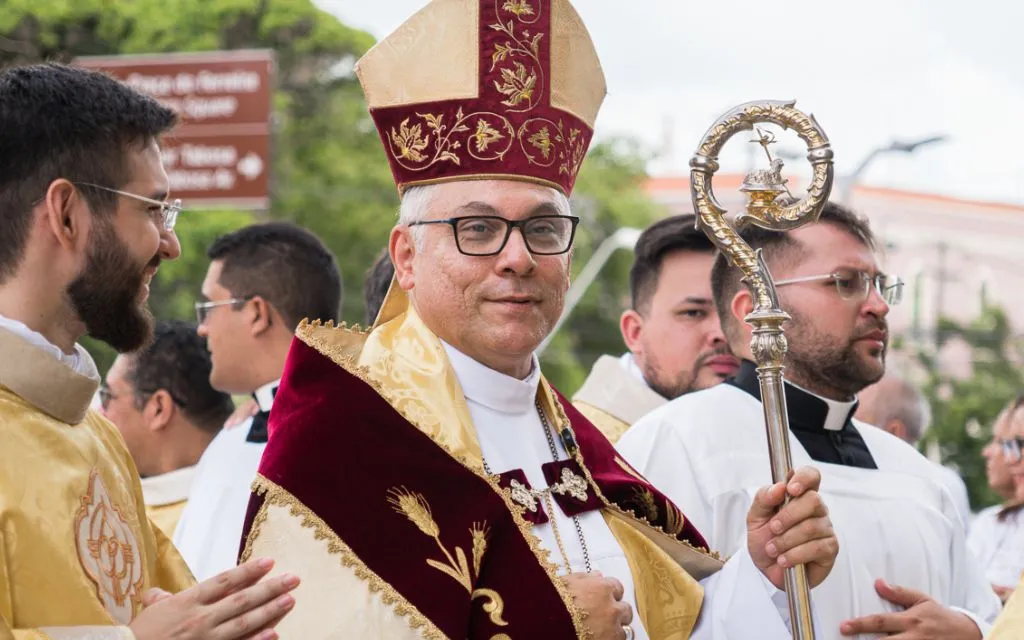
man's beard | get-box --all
[67,220,156,353]
[784,306,886,399]
[643,345,734,400]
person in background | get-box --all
[969,398,1024,603]
[173,221,342,580]
[572,215,738,442]
[101,320,235,537]
[855,372,972,528]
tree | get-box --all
[911,305,1024,509]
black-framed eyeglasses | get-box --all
[408,215,580,256]
[194,297,252,325]
[1000,437,1024,463]
[775,270,904,306]
[75,182,182,232]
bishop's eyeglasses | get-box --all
[407,215,580,256]
[774,270,904,306]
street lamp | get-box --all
[776,134,948,203]
[839,134,948,203]
[536,226,642,356]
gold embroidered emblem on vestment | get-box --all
[74,470,144,624]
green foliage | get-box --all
[913,305,1024,509]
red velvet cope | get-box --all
[241,338,578,638]
[554,389,710,550]
[369,0,594,195]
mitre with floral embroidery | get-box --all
[355,0,606,196]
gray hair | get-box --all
[870,375,932,445]
[397,182,573,248]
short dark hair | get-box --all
[0,63,177,282]
[710,201,876,335]
[629,214,716,313]
[207,222,342,329]
[363,248,394,325]
[127,320,234,434]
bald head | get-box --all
[855,374,931,445]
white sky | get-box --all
[317,0,1024,205]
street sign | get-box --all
[75,49,274,210]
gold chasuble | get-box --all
[0,327,194,638]
[242,289,723,639]
[990,573,1024,639]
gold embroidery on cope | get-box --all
[387,487,509,629]
[74,470,144,624]
[246,476,449,640]
[295,321,592,638]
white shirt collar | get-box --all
[0,313,88,375]
[617,352,648,386]
[252,378,281,412]
[140,465,197,506]
[441,342,540,414]
[789,378,857,432]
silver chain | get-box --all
[480,400,593,573]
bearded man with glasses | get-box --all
[0,64,297,639]
[620,202,1001,639]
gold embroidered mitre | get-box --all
[355,0,606,196]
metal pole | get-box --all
[537,227,641,356]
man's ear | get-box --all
[143,390,175,432]
[42,179,89,253]
[730,289,754,334]
[885,418,909,442]
[620,309,644,353]
[249,297,274,336]
[390,226,417,292]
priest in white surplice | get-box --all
[619,202,1001,639]
[572,215,739,443]
[174,222,342,579]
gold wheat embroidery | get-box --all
[387,487,509,628]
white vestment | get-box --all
[968,504,1024,589]
[444,344,813,639]
[618,382,1001,639]
[173,379,278,580]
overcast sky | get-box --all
[316,1,1024,205]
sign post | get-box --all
[76,49,274,210]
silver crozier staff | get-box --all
[689,100,836,640]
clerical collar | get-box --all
[441,342,540,414]
[727,359,877,469]
[728,359,857,431]
[252,379,281,413]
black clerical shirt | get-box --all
[727,360,878,469]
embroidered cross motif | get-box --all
[507,468,589,514]
[550,467,588,502]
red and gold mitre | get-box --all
[355,0,606,196]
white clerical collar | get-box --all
[788,378,857,432]
[0,312,88,375]
[617,352,648,386]
[252,378,281,412]
[441,342,540,414]
[141,465,197,506]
